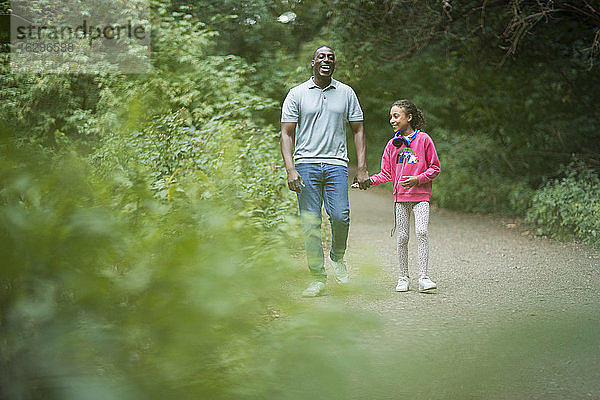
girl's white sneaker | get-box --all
[418,276,437,292]
[395,276,410,292]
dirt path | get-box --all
[345,188,600,319]
[314,188,600,399]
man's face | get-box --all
[312,47,335,78]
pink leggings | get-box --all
[395,201,430,278]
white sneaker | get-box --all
[395,276,410,292]
[301,281,326,297]
[329,256,349,284]
[418,276,437,292]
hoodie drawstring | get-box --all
[390,203,397,237]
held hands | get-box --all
[352,167,371,190]
[351,177,373,189]
[352,176,419,189]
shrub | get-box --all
[526,161,600,249]
[0,135,379,400]
[433,134,535,216]
[89,10,295,230]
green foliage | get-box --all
[0,71,101,146]
[88,8,293,229]
[1,2,599,397]
[526,161,600,249]
[1,13,305,397]
[432,132,535,215]
[2,137,598,398]
[2,136,598,399]
[0,134,376,399]
[164,0,297,61]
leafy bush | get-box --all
[432,134,535,215]
[0,133,382,399]
[526,162,600,249]
[88,9,294,229]
[0,71,101,147]
[0,13,307,397]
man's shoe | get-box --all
[329,256,349,284]
[395,276,410,292]
[418,276,437,292]
[301,281,326,297]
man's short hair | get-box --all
[313,46,334,59]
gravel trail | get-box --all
[345,188,600,321]
[316,187,600,399]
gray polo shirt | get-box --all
[281,77,364,166]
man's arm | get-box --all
[280,122,304,193]
[349,120,370,190]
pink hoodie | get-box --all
[370,131,440,202]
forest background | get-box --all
[1,1,599,399]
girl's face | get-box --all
[389,106,413,134]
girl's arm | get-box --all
[370,142,394,186]
[416,137,440,184]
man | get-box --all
[280,45,370,297]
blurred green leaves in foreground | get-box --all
[2,133,599,399]
[0,126,363,399]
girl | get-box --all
[353,100,440,292]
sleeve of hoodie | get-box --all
[369,141,394,186]
[416,135,441,184]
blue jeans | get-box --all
[295,163,350,283]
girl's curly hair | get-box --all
[392,100,426,130]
